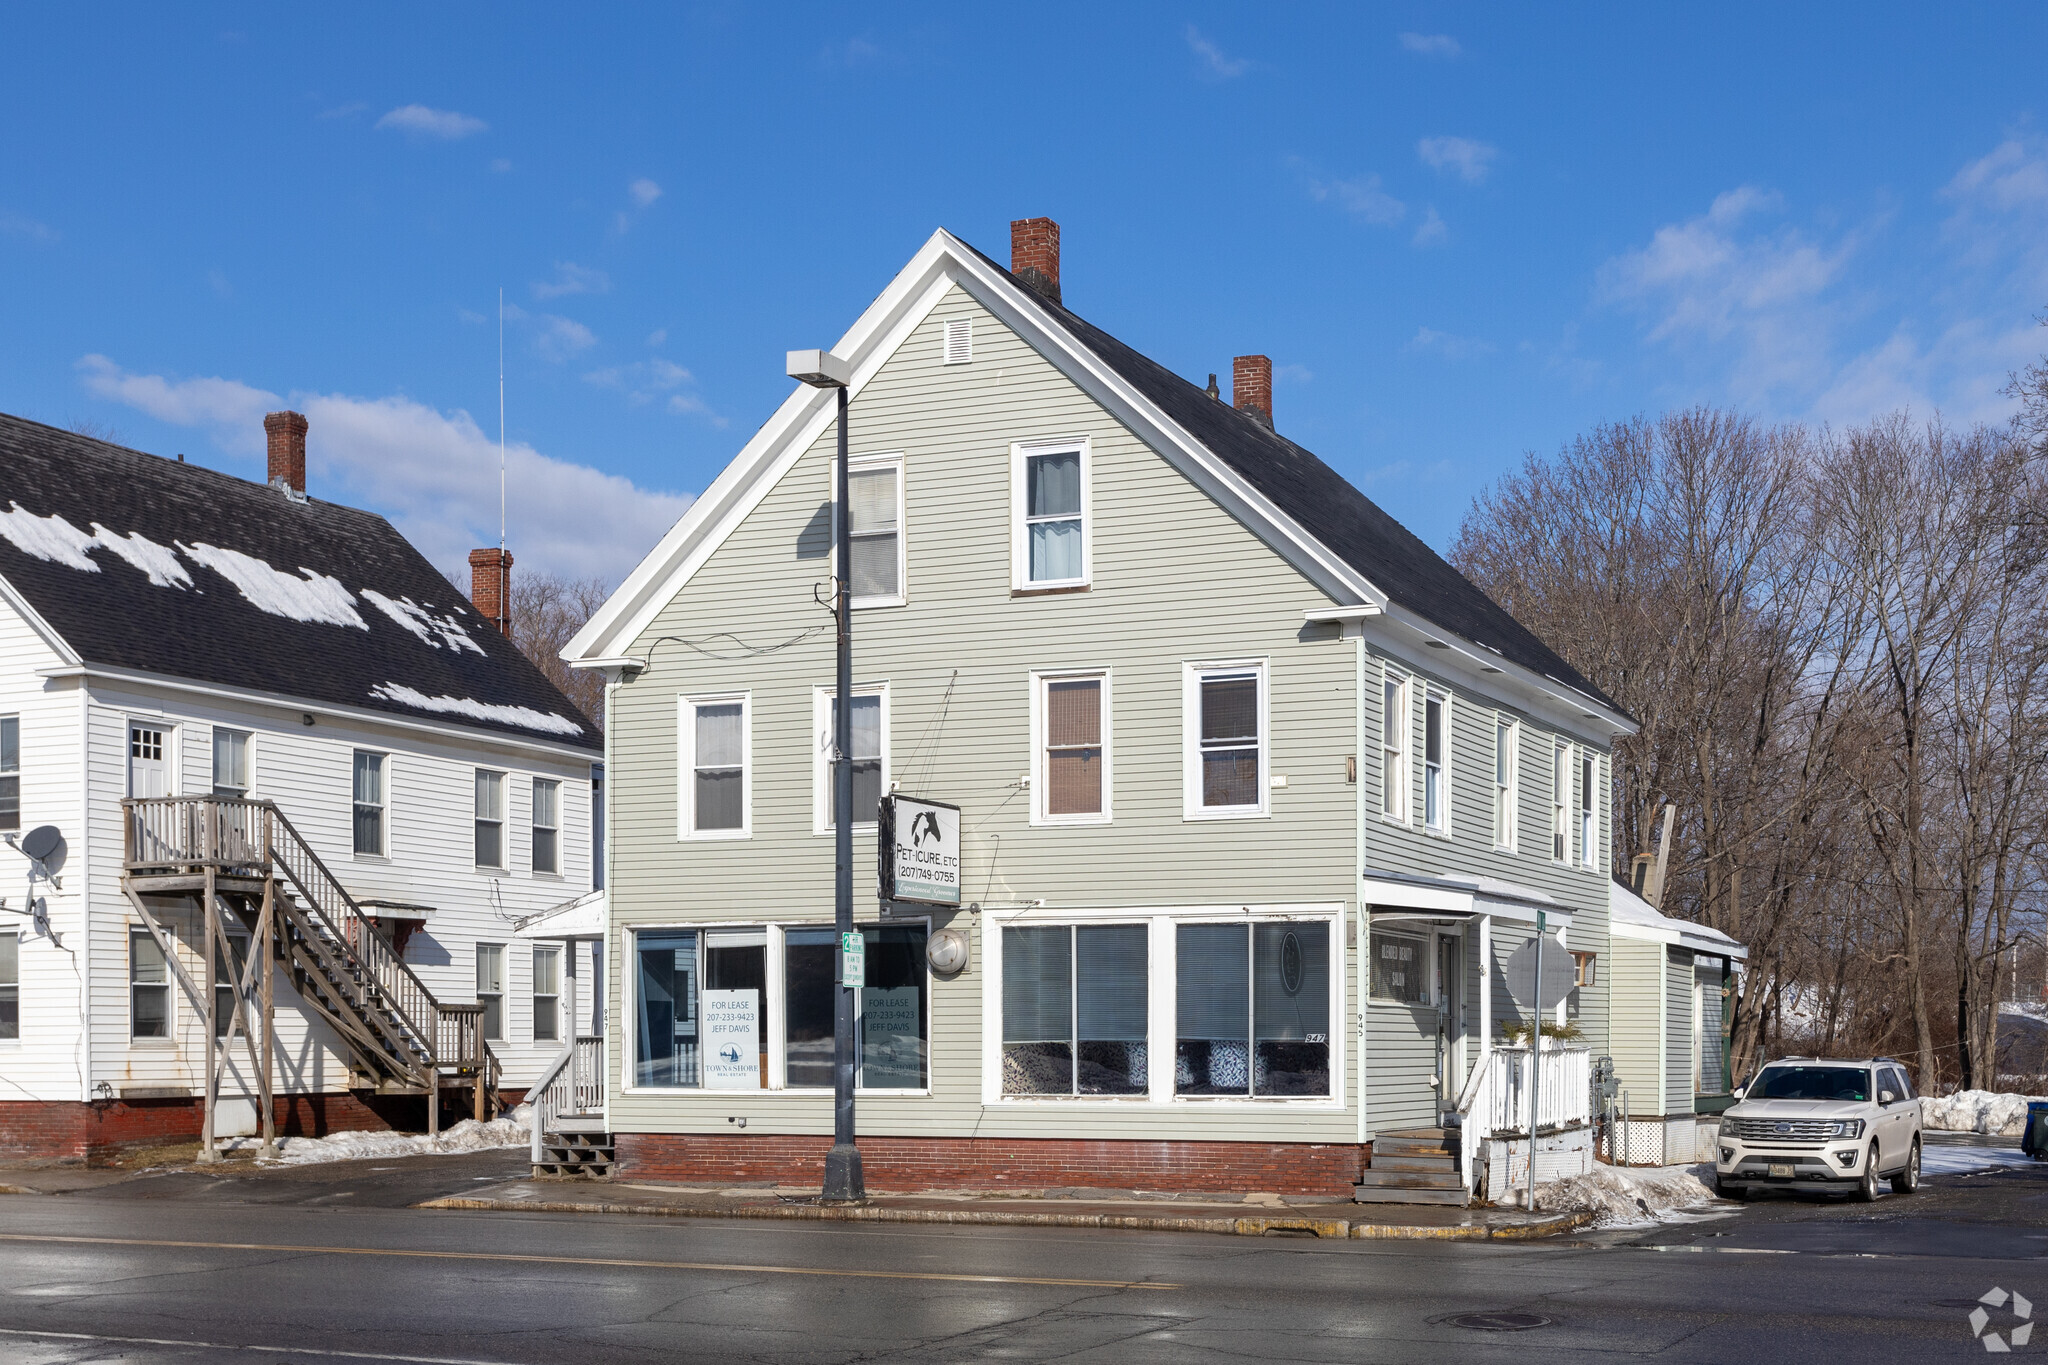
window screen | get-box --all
[1044,679,1103,816]
[1198,673,1260,808]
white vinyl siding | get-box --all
[679,694,751,839]
[1031,671,1110,824]
[1011,439,1091,590]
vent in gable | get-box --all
[943,317,972,365]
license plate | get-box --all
[1769,1162,1795,1179]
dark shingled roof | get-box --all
[959,238,1619,714]
[0,414,600,750]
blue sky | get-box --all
[4,5,2046,584]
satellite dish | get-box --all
[20,826,66,877]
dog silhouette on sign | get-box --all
[910,810,942,848]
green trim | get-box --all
[1695,1092,1736,1115]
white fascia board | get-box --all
[565,234,963,663]
[1365,599,1637,744]
[1361,872,1571,931]
[1607,915,1747,962]
[0,571,83,667]
[39,662,599,764]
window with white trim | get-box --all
[1,716,21,832]
[476,943,505,1041]
[1370,930,1427,1004]
[212,727,251,798]
[474,769,506,869]
[1493,715,1518,850]
[1186,662,1267,817]
[1176,921,1330,1097]
[1381,671,1407,821]
[214,928,249,1039]
[844,456,905,608]
[1423,690,1448,833]
[1580,749,1599,868]
[1011,441,1090,589]
[1551,740,1570,863]
[1001,924,1148,1095]
[814,687,888,831]
[1032,672,1109,823]
[680,695,750,838]
[352,751,386,856]
[131,928,168,1039]
[531,778,561,872]
[0,930,17,1041]
[532,945,561,1043]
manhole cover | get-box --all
[1451,1312,1552,1332]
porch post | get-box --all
[257,876,277,1158]
[1476,915,1492,1065]
[199,866,220,1164]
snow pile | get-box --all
[362,590,486,655]
[370,682,585,737]
[1521,1162,1721,1226]
[0,503,112,573]
[178,541,369,629]
[1924,1090,2042,1137]
[222,1106,531,1167]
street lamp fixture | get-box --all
[786,348,864,1204]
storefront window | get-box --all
[634,930,699,1086]
[784,928,837,1088]
[858,924,928,1089]
[1175,922,1329,1097]
[1370,931,1426,1005]
[1001,924,1148,1096]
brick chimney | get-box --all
[1010,217,1061,305]
[264,411,308,494]
[469,547,513,638]
[1233,355,1273,429]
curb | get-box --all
[417,1194,1593,1241]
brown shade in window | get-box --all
[1046,679,1102,815]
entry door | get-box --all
[128,723,170,797]
[1437,934,1466,1099]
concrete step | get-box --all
[1353,1169,1467,1192]
[1352,1183,1470,1207]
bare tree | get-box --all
[508,573,612,732]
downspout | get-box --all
[1356,632,1370,1149]
[76,678,92,1104]
[602,673,618,1124]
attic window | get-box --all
[943,317,972,365]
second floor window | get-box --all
[1036,674,1108,822]
[1381,673,1407,821]
[474,769,506,869]
[1494,716,1518,850]
[1580,750,1598,868]
[1423,691,1447,832]
[847,458,904,606]
[531,778,560,873]
[0,715,17,832]
[352,751,386,856]
[1188,663,1266,816]
[683,696,749,837]
[212,727,251,798]
[1014,442,1090,589]
[816,689,886,830]
[1552,741,1570,863]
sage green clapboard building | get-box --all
[566,221,1637,1195]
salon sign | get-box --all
[879,795,960,906]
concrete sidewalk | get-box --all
[420,1178,1592,1241]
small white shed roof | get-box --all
[1609,882,1747,962]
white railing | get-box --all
[529,1034,606,1165]
[1456,1043,1593,1181]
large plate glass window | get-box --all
[683,696,749,838]
[1012,441,1090,589]
[1423,690,1447,832]
[474,769,506,869]
[633,930,699,1087]
[212,727,251,798]
[1002,923,1148,1096]
[857,925,928,1089]
[815,689,886,830]
[131,928,168,1039]
[846,457,905,607]
[0,716,16,833]
[475,943,505,1040]
[1493,716,1518,849]
[531,778,560,873]
[1186,662,1267,817]
[1370,930,1427,1004]
[352,751,386,856]
[0,931,16,1040]
[783,928,837,1088]
[1035,673,1108,822]
[1381,673,1407,821]
[1175,922,1329,1097]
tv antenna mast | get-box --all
[497,287,507,554]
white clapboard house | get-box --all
[0,411,602,1162]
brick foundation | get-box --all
[0,1087,526,1166]
[616,1133,1369,1196]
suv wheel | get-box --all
[1856,1151,1881,1202]
[1890,1139,1920,1195]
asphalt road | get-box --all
[2,1149,2045,1363]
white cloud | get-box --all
[0,210,58,243]
[76,356,694,584]
[375,105,488,140]
[1305,171,1406,227]
[629,178,663,208]
[585,359,723,425]
[532,315,597,363]
[646,328,668,347]
[1405,327,1495,361]
[531,262,610,300]
[489,157,513,174]
[1412,206,1448,247]
[1185,26,1249,78]
[1399,32,1460,57]
[1417,136,1498,185]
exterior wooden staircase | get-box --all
[529,1034,611,1178]
[122,796,501,1153]
[1354,1128,1470,1207]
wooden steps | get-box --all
[1354,1128,1470,1207]
[535,1122,615,1179]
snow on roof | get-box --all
[91,524,191,588]
[362,590,486,654]
[1609,881,1747,959]
[368,681,585,737]
[177,541,368,629]
[1,502,107,573]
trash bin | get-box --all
[2023,1102,2048,1161]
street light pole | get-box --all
[788,348,864,1203]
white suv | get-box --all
[1713,1056,1922,1201]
